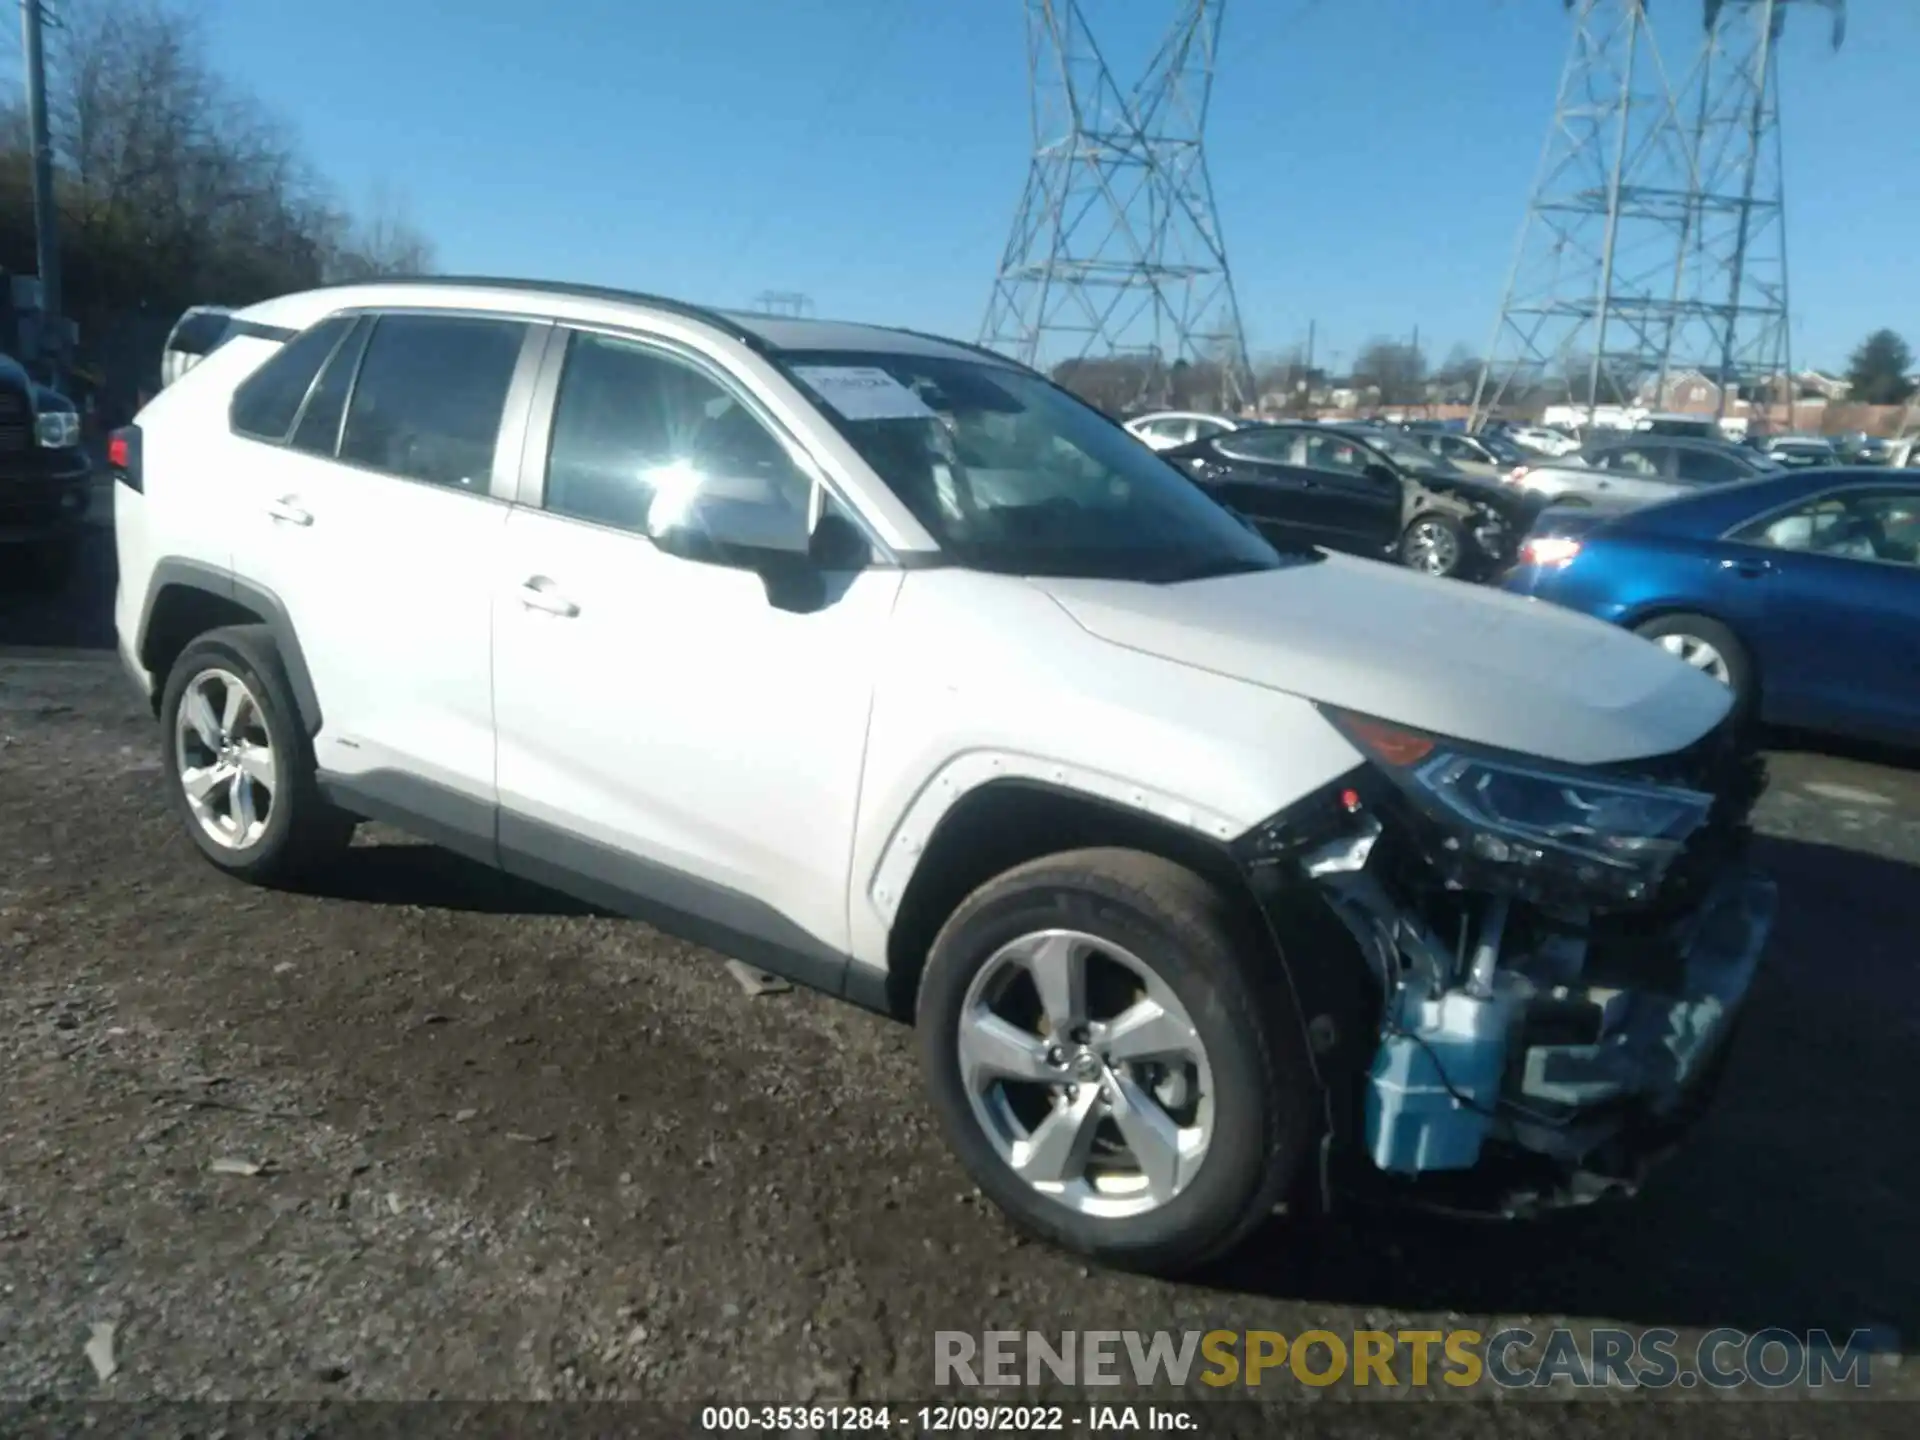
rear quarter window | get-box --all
[229,316,355,443]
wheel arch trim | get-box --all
[866,751,1246,933]
[136,559,323,736]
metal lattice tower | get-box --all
[1664,0,1845,423]
[980,0,1252,411]
[1472,0,1841,430]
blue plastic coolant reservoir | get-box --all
[1366,991,1514,1173]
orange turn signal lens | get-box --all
[1338,713,1436,767]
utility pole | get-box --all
[1302,319,1315,416]
[21,0,64,388]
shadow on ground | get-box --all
[0,525,116,653]
[310,839,601,918]
[1210,834,1920,1345]
[1767,725,1920,775]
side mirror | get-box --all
[648,485,811,566]
[1363,462,1399,485]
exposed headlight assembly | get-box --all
[36,410,81,449]
[1320,706,1717,907]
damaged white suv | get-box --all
[110,279,1774,1274]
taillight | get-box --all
[1520,535,1582,569]
[1507,465,1532,485]
[108,425,143,493]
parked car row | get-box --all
[1115,398,1917,746]
[1505,466,1920,746]
[1160,421,1541,579]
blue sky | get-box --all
[203,0,1918,372]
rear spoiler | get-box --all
[161,313,297,389]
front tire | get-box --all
[916,848,1316,1275]
[1399,512,1467,578]
[1633,612,1756,716]
[159,625,355,886]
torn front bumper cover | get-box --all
[1357,871,1775,1212]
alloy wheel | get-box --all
[1654,632,1732,685]
[1404,519,1460,576]
[174,668,278,850]
[956,929,1213,1220]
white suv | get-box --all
[110,278,1774,1274]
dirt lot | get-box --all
[2,525,1918,1436]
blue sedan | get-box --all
[1502,468,1920,745]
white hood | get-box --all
[1033,555,1732,768]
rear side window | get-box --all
[339,315,527,492]
[1673,447,1746,484]
[1218,429,1298,463]
[290,318,372,458]
[230,316,355,442]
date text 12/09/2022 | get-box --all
[699,1405,1197,1432]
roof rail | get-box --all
[309,274,771,351]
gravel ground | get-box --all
[2,531,1918,1437]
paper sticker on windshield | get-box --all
[793,366,937,422]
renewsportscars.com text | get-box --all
[934,1327,1879,1390]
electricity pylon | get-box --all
[1472,0,1695,426]
[1472,0,1840,431]
[980,0,1252,412]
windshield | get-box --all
[780,350,1300,581]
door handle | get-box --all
[517,577,579,617]
[1723,557,1772,578]
[267,498,313,527]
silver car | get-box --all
[1512,435,1777,508]
[1124,410,1243,452]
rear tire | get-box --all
[916,848,1316,1276]
[159,625,356,886]
[1633,612,1756,716]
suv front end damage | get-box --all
[1238,707,1773,1216]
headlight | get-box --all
[1321,706,1716,905]
[36,410,81,449]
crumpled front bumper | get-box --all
[1357,870,1774,1213]
[1516,873,1773,1118]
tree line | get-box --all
[0,0,435,400]
[1050,328,1915,419]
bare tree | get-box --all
[321,181,439,282]
[1,0,434,317]
[1351,338,1428,407]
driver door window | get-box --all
[544,331,814,540]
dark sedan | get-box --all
[1162,422,1542,579]
[1504,467,1920,746]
